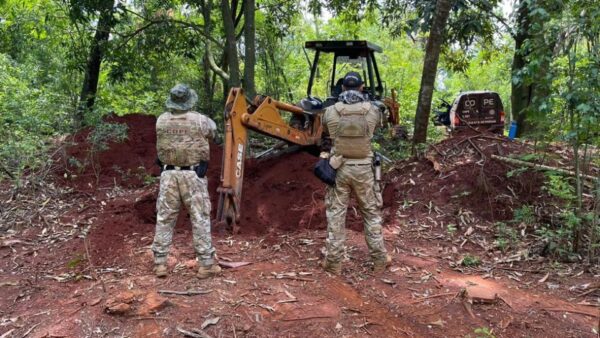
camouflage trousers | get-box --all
[324,163,387,263]
[152,170,216,266]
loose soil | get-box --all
[0,114,598,338]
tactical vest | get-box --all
[333,101,372,159]
[156,111,210,166]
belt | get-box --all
[163,164,198,171]
[344,162,371,166]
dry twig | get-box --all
[158,289,213,296]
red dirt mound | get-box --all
[240,152,326,232]
[56,114,160,191]
[57,114,331,238]
[382,131,547,224]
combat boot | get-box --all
[197,264,221,279]
[373,254,392,274]
[321,259,342,275]
[154,264,168,278]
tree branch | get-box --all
[206,43,230,81]
[467,0,516,39]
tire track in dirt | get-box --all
[317,276,428,337]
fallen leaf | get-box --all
[201,317,220,329]
[380,278,396,285]
[1,239,32,247]
[428,319,445,327]
[218,261,252,269]
[538,272,550,283]
[259,304,275,312]
[88,297,102,306]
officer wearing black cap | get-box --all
[317,71,390,275]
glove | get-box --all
[195,161,209,178]
[313,158,336,186]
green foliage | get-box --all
[518,153,544,162]
[87,122,128,153]
[543,174,575,202]
[469,327,496,338]
[494,222,519,252]
[506,167,528,178]
[446,223,457,236]
[513,205,536,226]
[536,220,576,258]
[67,255,84,269]
[461,254,481,267]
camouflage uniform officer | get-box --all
[152,84,221,279]
[321,72,390,275]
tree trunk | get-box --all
[243,0,256,98]
[221,0,241,88]
[74,0,115,128]
[201,0,214,115]
[511,0,532,137]
[412,0,453,145]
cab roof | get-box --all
[304,40,383,53]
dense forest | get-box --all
[0,1,599,337]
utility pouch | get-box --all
[195,160,209,178]
[313,158,336,186]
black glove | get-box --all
[313,158,336,186]
[195,161,209,178]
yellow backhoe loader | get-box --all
[216,40,401,230]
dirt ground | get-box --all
[0,114,598,338]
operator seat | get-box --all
[330,78,344,98]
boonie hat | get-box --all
[165,84,198,111]
[342,71,363,89]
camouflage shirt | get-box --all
[156,110,217,166]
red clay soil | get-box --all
[56,114,161,191]
[383,131,548,224]
[55,113,377,238]
[53,113,332,265]
[2,114,599,338]
[54,115,543,266]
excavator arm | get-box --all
[216,88,323,228]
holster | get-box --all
[195,160,209,178]
[313,158,336,186]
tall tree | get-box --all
[412,0,453,145]
[511,0,563,137]
[243,0,256,97]
[510,0,531,137]
[221,0,241,88]
[73,0,116,128]
[200,0,215,112]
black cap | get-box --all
[342,71,363,88]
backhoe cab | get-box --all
[296,40,399,130]
[305,40,385,104]
[216,40,400,230]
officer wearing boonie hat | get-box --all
[319,71,390,275]
[152,84,221,279]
